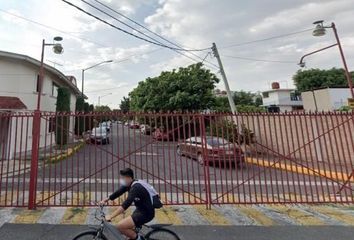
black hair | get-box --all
[120,168,134,178]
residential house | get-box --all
[0,50,83,159]
[261,82,303,112]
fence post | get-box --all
[200,114,212,209]
[28,110,41,209]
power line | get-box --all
[0,8,107,48]
[91,0,219,69]
[61,0,211,52]
[222,55,297,64]
[221,28,313,49]
[64,47,163,72]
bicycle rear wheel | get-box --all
[145,228,181,240]
[72,230,108,240]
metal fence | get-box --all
[0,111,353,209]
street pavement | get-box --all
[1,224,354,240]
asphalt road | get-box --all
[1,224,354,240]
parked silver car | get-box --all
[90,127,110,144]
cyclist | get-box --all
[101,168,161,240]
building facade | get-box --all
[301,87,352,111]
[261,82,303,112]
[0,50,82,159]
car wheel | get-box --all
[197,153,204,165]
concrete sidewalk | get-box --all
[2,204,354,227]
[1,224,354,240]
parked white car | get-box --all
[99,121,111,132]
[90,127,110,144]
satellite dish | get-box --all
[53,44,64,54]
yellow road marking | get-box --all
[269,205,324,225]
[155,206,182,225]
[13,209,45,223]
[61,207,88,224]
[237,205,275,226]
[193,205,230,225]
[246,157,351,182]
[310,205,354,226]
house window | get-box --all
[52,82,59,97]
[262,92,269,98]
[48,117,56,133]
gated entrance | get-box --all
[0,112,353,208]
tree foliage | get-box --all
[129,63,219,112]
[74,96,85,135]
[211,91,264,113]
[95,105,111,112]
[55,87,71,145]
[293,68,353,92]
[119,96,130,113]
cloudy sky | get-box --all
[1,0,354,108]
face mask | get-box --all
[119,178,127,186]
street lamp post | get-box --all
[81,60,113,96]
[299,20,354,98]
[29,37,64,210]
[98,93,112,106]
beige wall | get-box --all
[232,113,353,171]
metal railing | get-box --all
[0,111,353,208]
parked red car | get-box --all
[129,121,140,129]
[152,128,171,141]
[177,136,244,167]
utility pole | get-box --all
[212,42,237,114]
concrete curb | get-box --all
[47,141,85,164]
[245,157,353,183]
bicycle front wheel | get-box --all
[72,230,108,240]
[145,228,181,240]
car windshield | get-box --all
[206,137,229,146]
[92,128,106,134]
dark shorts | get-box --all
[131,209,155,227]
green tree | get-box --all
[211,91,264,113]
[233,91,255,105]
[129,63,219,111]
[55,87,71,146]
[74,96,85,136]
[293,68,353,92]
[95,105,111,112]
[119,96,130,113]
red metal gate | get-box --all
[0,111,353,208]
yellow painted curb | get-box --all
[61,207,88,224]
[310,205,354,226]
[13,209,45,223]
[269,205,324,225]
[47,141,85,163]
[155,207,182,225]
[237,205,275,226]
[193,205,230,225]
[245,157,352,183]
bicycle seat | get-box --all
[146,224,172,229]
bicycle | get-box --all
[72,204,181,240]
